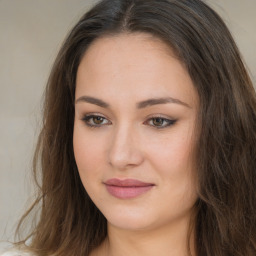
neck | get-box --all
[92,216,195,256]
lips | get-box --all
[104,178,155,199]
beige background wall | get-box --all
[0,0,255,252]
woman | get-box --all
[3,0,256,255]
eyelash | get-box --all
[82,114,111,128]
[81,114,177,129]
[145,117,177,128]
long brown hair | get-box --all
[16,0,256,255]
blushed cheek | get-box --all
[150,135,194,173]
[73,130,105,187]
[73,131,86,168]
[73,142,98,195]
[73,129,90,179]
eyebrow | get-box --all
[75,96,110,108]
[75,95,191,108]
[137,97,191,109]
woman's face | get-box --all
[73,33,199,231]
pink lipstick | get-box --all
[104,178,155,199]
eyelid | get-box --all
[144,113,175,120]
[80,113,177,129]
[143,115,177,128]
[81,113,112,127]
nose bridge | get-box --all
[108,121,143,169]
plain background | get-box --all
[0,0,255,252]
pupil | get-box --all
[153,118,163,126]
[93,116,103,124]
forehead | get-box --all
[80,32,176,74]
[85,32,175,58]
[76,33,198,108]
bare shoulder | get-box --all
[0,250,33,256]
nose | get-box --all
[107,124,144,170]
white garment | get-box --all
[0,250,31,256]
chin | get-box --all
[108,216,155,231]
[102,207,161,231]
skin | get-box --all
[73,33,199,256]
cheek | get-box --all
[73,125,106,186]
[145,129,195,174]
[144,127,197,200]
[156,139,197,213]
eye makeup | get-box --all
[81,113,177,129]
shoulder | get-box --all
[0,250,33,256]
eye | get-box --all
[82,114,111,127]
[145,117,177,128]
